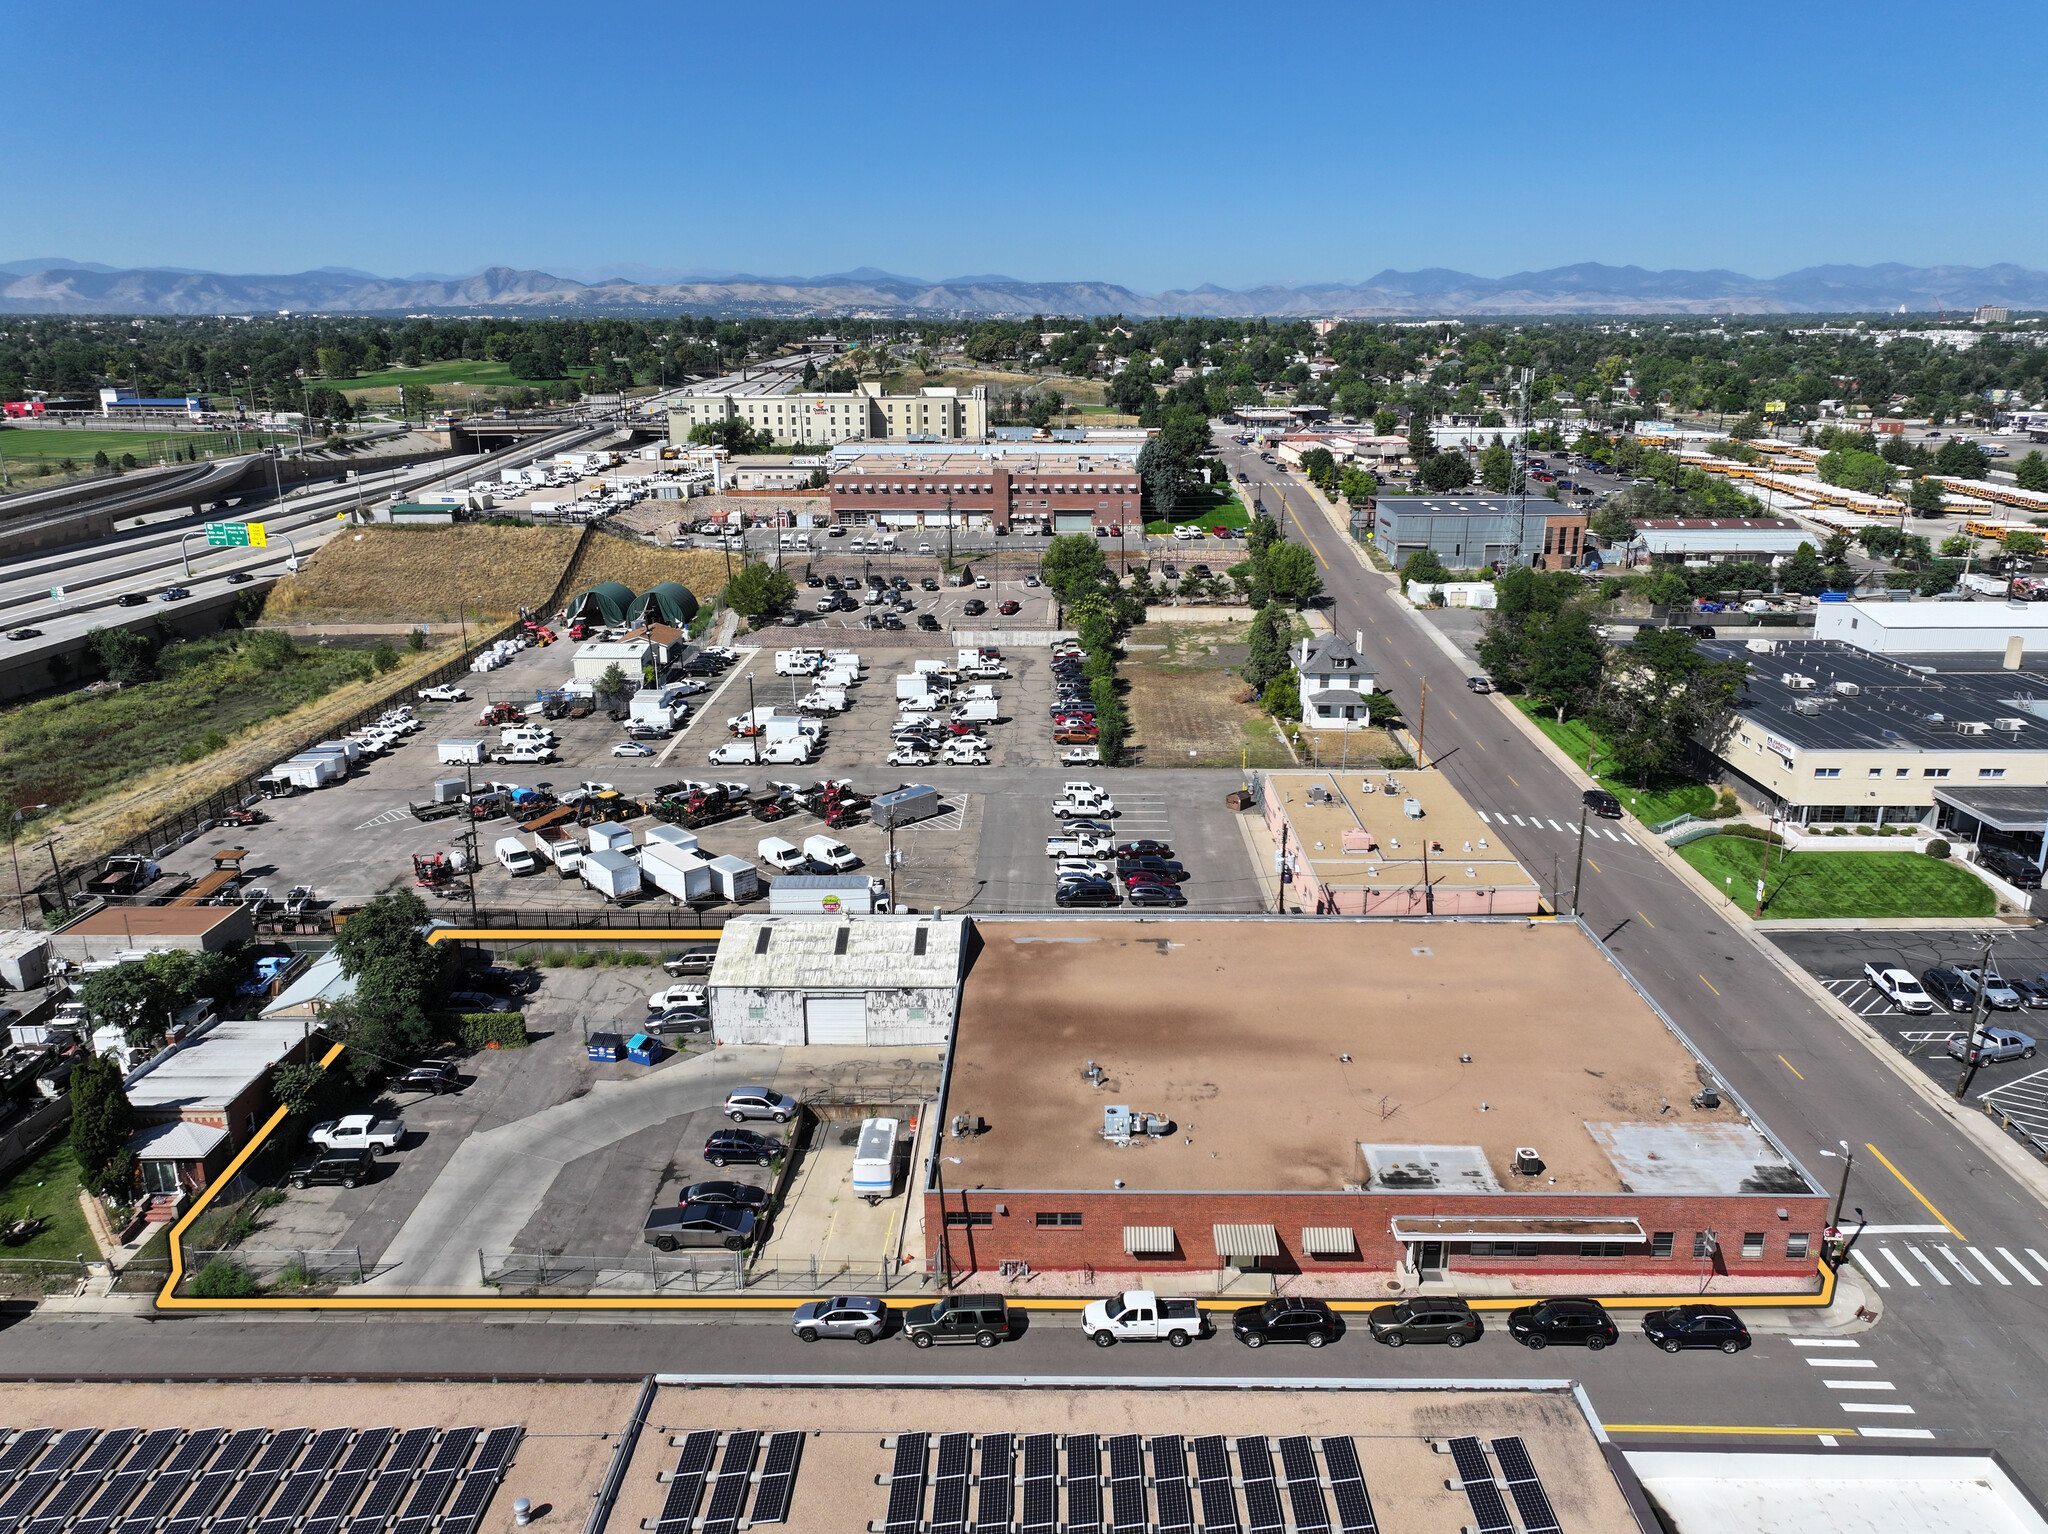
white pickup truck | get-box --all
[307,1114,406,1155]
[1047,834,1113,858]
[1080,1290,1207,1347]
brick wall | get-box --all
[925,1187,1830,1284]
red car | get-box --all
[997,600,1021,615]
[1212,526,1232,538]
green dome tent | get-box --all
[627,581,700,630]
[564,581,635,627]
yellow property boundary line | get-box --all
[155,929,1838,1315]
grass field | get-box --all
[314,359,532,396]
[0,627,438,816]
[1679,834,1997,919]
[1123,621,1299,768]
[0,426,294,477]
[558,538,730,609]
[0,1141,97,1264]
[1145,488,1251,536]
[1514,699,1718,824]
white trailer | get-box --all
[705,855,758,902]
[767,874,889,915]
[270,755,345,791]
[640,841,713,901]
[580,847,643,901]
[438,739,487,764]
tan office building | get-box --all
[669,385,987,447]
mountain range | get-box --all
[1,260,2043,318]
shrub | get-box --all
[1719,823,1785,846]
[1830,826,1849,837]
[190,1258,258,1299]
[1708,788,1741,819]
[1928,839,1951,859]
[572,953,597,969]
[1855,824,1877,835]
[457,1012,527,1050]
[1378,752,1417,770]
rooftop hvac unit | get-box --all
[1994,717,2027,732]
[1832,681,1861,696]
[1925,712,1946,724]
[1513,1148,1545,1176]
[1793,699,1823,715]
[1785,673,1817,689]
[1958,721,1991,735]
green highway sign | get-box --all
[204,521,268,547]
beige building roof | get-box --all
[1268,769,1537,893]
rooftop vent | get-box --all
[1925,712,1946,724]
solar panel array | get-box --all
[1490,1436,1562,1534]
[1018,1434,1057,1534]
[747,1433,803,1529]
[698,1430,757,1534]
[0,1425,518,1534]
[1448,1437,1514,1534]
[1319,1438,1379,1534]
[1235,1437,1285,1534]
[1192,1435,1239,1534]
[881,1433,926,1534]
[1150,1437,1192,1534]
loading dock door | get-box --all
[1054,512,1094,533]
[804,993,868,1044]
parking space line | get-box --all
[1805,1358,1878,1368]
[1839,1404,1917,1415]
[1791,1339,1860,1347]
[1857,1428,1936,1439]
[1824,1380,1895,1391]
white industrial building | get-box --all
[707,915,966,1046]
[1815,599,2048,657]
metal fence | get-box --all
[184,1246,363,1288]
[478,1249,919,1296]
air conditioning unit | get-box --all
[1832,681,1861,696]
[1785,673,1817,689]
[1793,699,1823,715]
[1958,721,1991,736]
[1994,717,2027,732]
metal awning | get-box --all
[1389,1215,1646,1242]
[1212,1224,1281,1259]
[1933,785,2048,834]
[1123,1226,1177,1256]
[1301,1226,1357,1256]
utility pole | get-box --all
[1415,679,1428,768]
[462,764,480,924]
[38,837,65,914]
[1953,933,1997,1099]
[1569,802,1590,916]
[887,822,898,912]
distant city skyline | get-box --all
[6,2,2044,289]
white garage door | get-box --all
[804,994,868,1044]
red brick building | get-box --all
[827,453,1144,534]
[925,918,1829,1294]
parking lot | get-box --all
[246,959,943,1293]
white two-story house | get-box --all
[1295,632,1377,730]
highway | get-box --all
[1225,436,2048,1474]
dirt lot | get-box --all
[1122,622,1293,768]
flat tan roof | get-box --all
[945,918,1795,1195]
[64,906,242,937]
[1269,770,1536,890]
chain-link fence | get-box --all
[478,1249,919,1296]
[183,1247,363,1290]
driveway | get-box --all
[362,1045,784,1293]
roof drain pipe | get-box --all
[586,1374,657,1534]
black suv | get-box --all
[1117,856,1187,883]
[917,614,942,632]
[399,1060,461,1095]
[1056,878,1121,908]
[1232,1298,1338,1348]
[1583,788,1622,819]
[1505,1297,1618,1350]
[1980,845,2043,890]
[703,1128,781,1168]
[903,1293,1012,1348]
[1920,967,1975,1013]
[1367,1297,1482,1348]
[289,1147,375,1190]
[1640,1304,1750,1354]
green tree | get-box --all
[1520,606,1606,723]
[719,562,796,620]
[2003,531,2044,558]
[1817,448,1893,495]
[269,1060,336,1119]
[407,628,427,652]
[329,891,442,1079]
[371,642,401,674]
[87,625,156,684]
[1591,627,1746,786]
[1478,442,1513,492]
[1419,451,1474,492]
[68,1053,136,1196]
[2015,451,2048,492]
[1262,541,1323,607]
[1260,670,1302,721]
[1934,437,1990,480]
[1042,533,1112,603]
[80,963,179,1052]
[1589,503,1636,546]
[1339,466,1379,503]
[1407,412,1435,464]
[1401,547,1450,585]
[597,661,631,700]
[1779,542,1827,596]
[687,417,763,454]
[1939,534,1973,558]
[1910,475,1948,517]
[1242,602,1292,691]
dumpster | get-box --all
[587,1031,624,1062]
[627,1032,665,1066]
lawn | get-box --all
[1679,834,1996,919]
[1514,699,1717,824]
[1145,488,1251,536]
[0,426,295,476]
[314,359,529,395]
[0,1140,98,1263]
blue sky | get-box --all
[7,1,2043,290]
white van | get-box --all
[757,836,807,872]
[495,837,538,876]
[852,1117,899,1205]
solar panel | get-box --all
[468,1430,522,1480]
[1191,1437,1239,1534]
[0,1426,98,1534]
[391,1430,477,1534]
[1446,1439,1512,1534]
[1276,1439,1329,1534]
[116,1429,225,1534]
[927,1434,972,1534]
[745,1432,804,1528]
[651,1432,716,1534]
[880,1433,926,1534]
[441,1430,522,1534]
[1234,1439,1283,1534]
[0,1435,54,1490]
[25,1429,140,1534]
[1104,1437,1145,1534]
[1317,1440,1377,1534]
[211,1427,311,1534]
[974,1433,1013,1534]
[160,1428,266,1534]
[345,1428,436,1534]
[1490,1437,1561,1534]
[1150,1439,1192,1534]
[1064,1435,1100,1534]
[253,1426,353,1534]
[699,1430,758,1534]
[1017,1435,1057,1534]
[338,1433,395,1477]
[74,1427,182,1534]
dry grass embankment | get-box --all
[555,539,729,605]
[262,526,584,622]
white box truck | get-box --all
[802,835,860,872]
[643,824,700,855]
[705,855,758,902]
[438,739,487,764]
[640,841,713,901]
[495,836,539,875]
[580,847,643,901]
[896,674,936,701]
[798,688,848,714]
[775,649,823,676]
[630,690,684,728]
[768,875,890,915]
[852,1117,899,1204]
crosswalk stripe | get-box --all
[1511,814,1526,825]
[1840,1404,1917,1415]
[1910,1246,1950,1285]
[1603,828,1620,841]
[1969,1247,2012,1285]
[1548,818,1567,832]
[1805,1359,1878,1368]
[1878,1248,1919,1287]
[1621,831,1638,845]
[1477,810,1491,823]
[1998,1247,2042,1285]
[1938,1245,1980,1284]
[2027,1248,2048,1281]
[1791,1339,1860,1348]
[1858,1428,1937,1439]
[1825,1380,1896,1390]
[1850,1250,1890,1289]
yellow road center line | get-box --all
[1778,1054,1805,1080]
[1636,911,1655,927]
[1866,1142,1962,1240]
[1699,974,1721,996]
